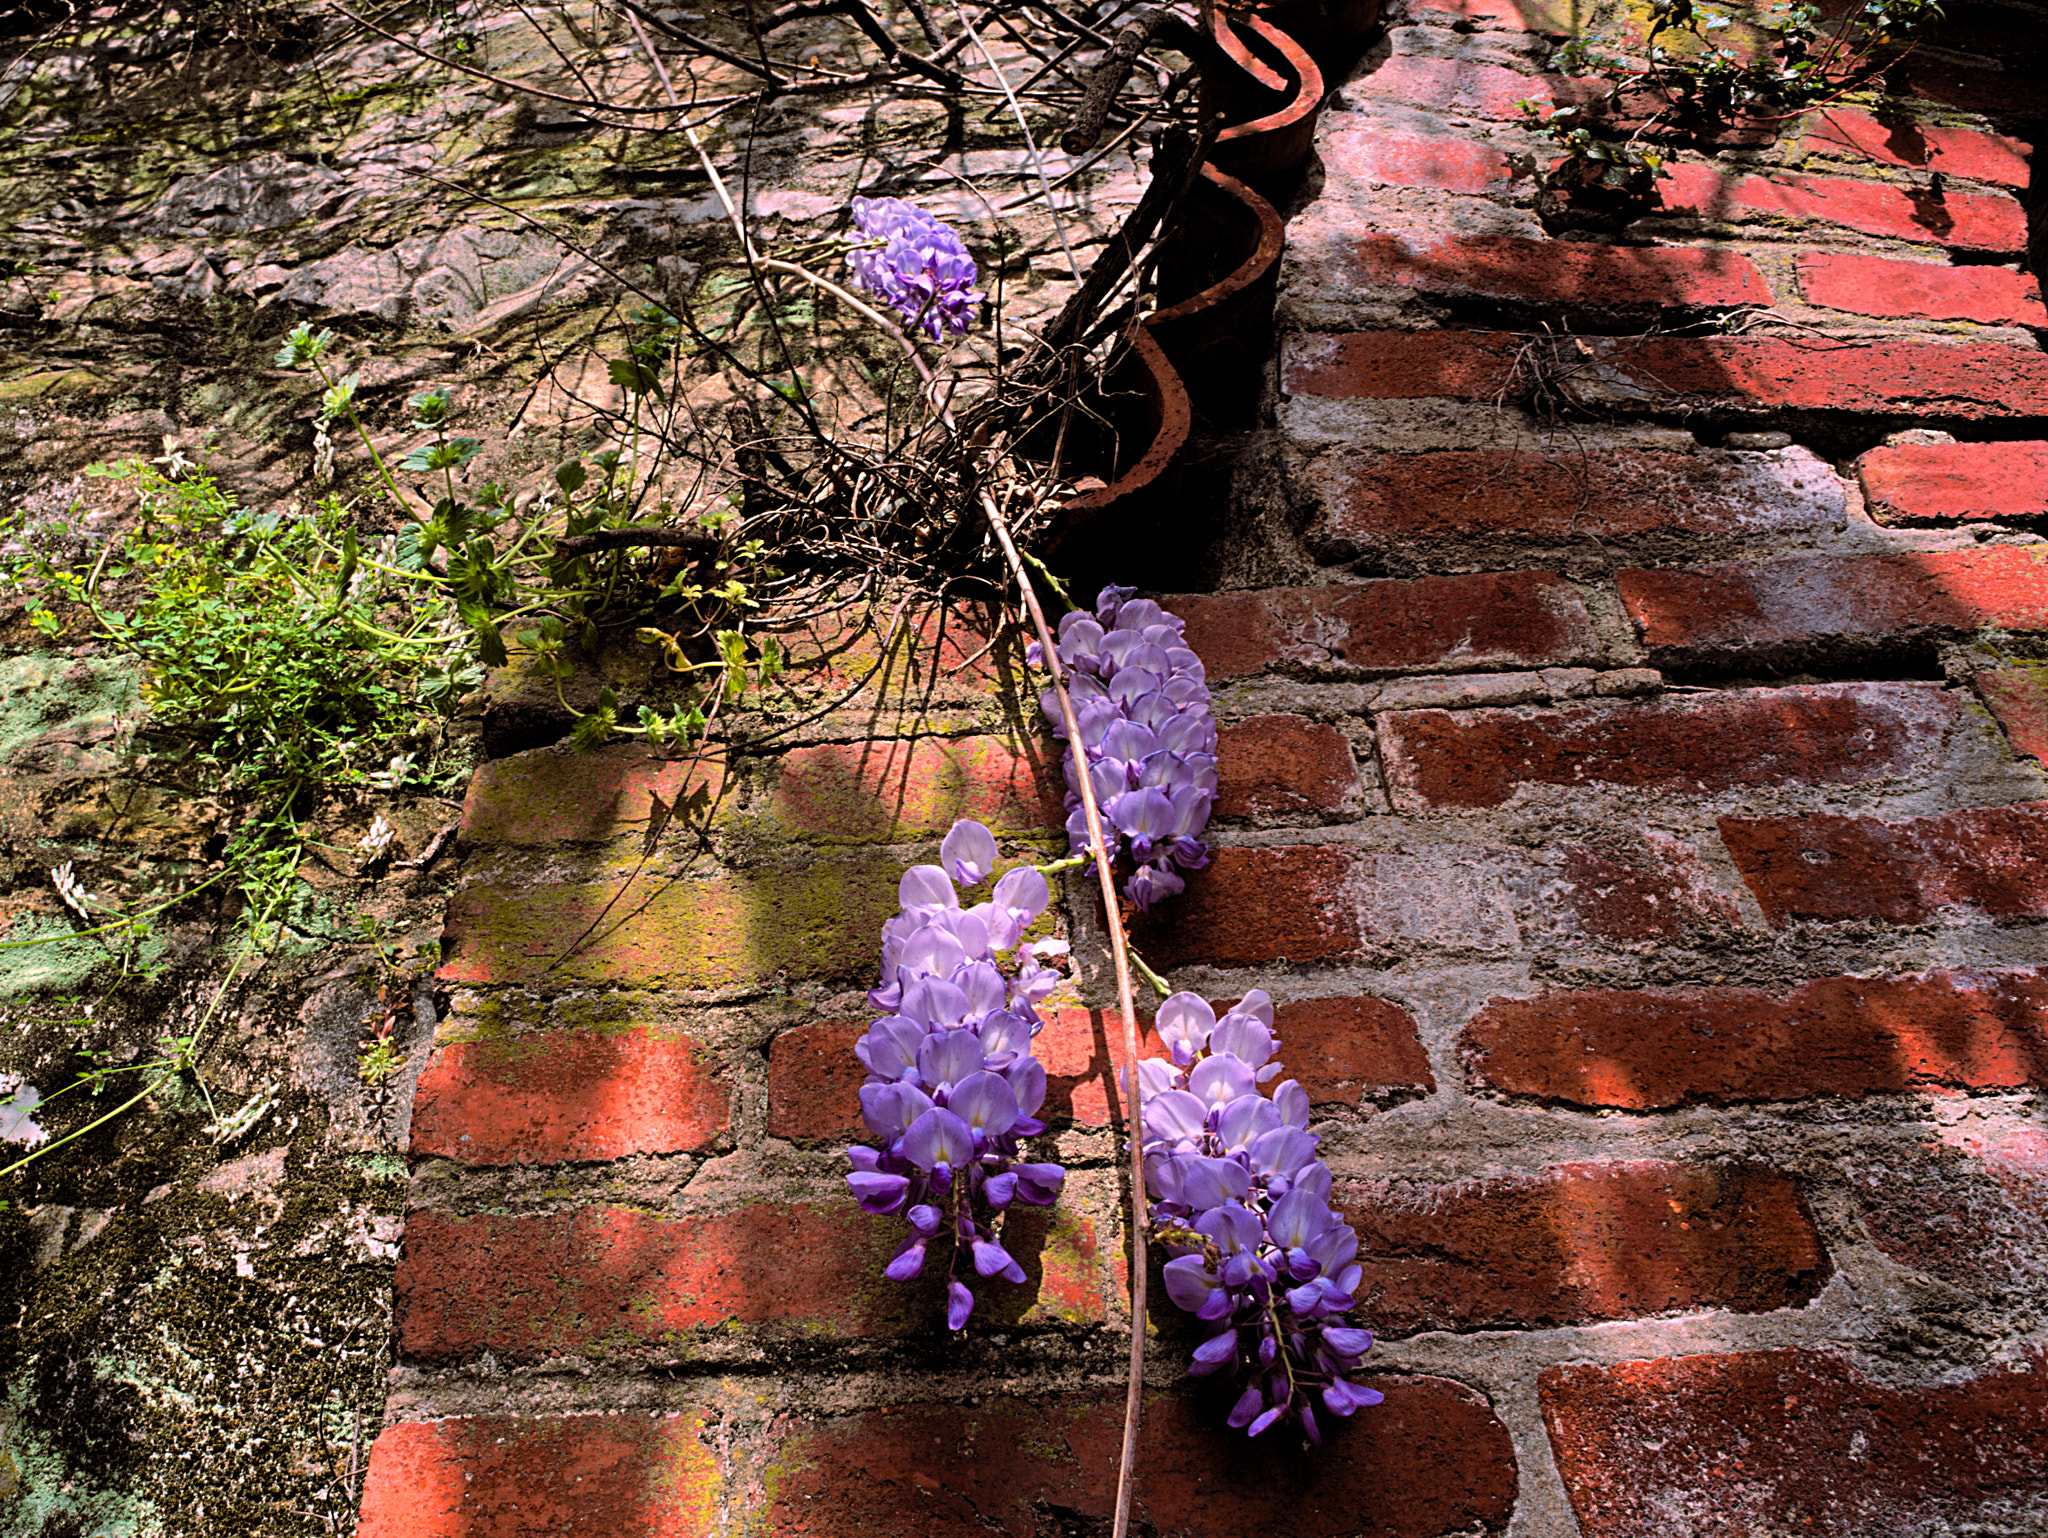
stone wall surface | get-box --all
[376,0,2048,1532]
[6,0,2048,1533]
[357,0,2048,1529]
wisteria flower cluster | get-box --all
[1033,584,1217,912]
[846,819,1068,1329]
[846,196,983,340]
[1136,989,1380,1443]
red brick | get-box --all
[1171,574,1599,680]
[1849,1124,2048,1292]
[1035,994,1432,1124]
[1377,682,1957,811]
[437,860,901,990]
[395,1200,1115,1359]
[1542,1348,2048,1538]
[1658,160,2024,250]
[1349,52,1547,118]
[1721,802,2048,926]
[1326,128,1517,194]
[1798,106,2032,188]
[1978,666,2048,763]
[1286,331,2048,417]
[1312,446,1842,554]
[1619,548,2048,660]
[1900,53,2048,120]
[1404,0,1577,29]
[356,1413,718,1538]
[1215,715,1360,819]
[1858,440,2048,524]
[1552,835,1744,942]
[1341,1161,1828,1334]
[766,1021,866,1141]
[1131,844,1364,968]
[461,744,723,848]
[767,1384,1516,1538]
[765,735,1061,842]
[1344,235,1770,309]
[1799,251,2047,325]
[1282,330,1519,401]
[410,1028,729,1164]
[1463,968,2048,1110]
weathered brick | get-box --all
[1266,995,1436,1105]
[395,1198,1116,1359]
[1035,995,1432,1123]
[1342,1161,1828,1334]
[767,1384,1516,1538]
[411,1028,729,1164]
[1282,330,1519,401]
[1549,834,1744,942]
[1214,715,1360,819]
[1463,968,2048,1110]
[1131,844,1364,968]
[1542,1348,2048,1538]
[1324,127,1517,194]
[764,735,1061,843]
[438,860,901,990]
[1799,251,2047,325]
[1658,161,2025,250]
[356,1413,719,1537]
[1797,107,2032,188]
[1171,575,1599,680]
[1347,52,1546,118]
[461,744,723,848]
[766,1021,866,1142]
[1377,682,1957,811]
[1343,235,1770,308]
[1849,1124,2048,1293]
[1619,548,2048,661]
[1721,802,2048,925]
[1311,446,1842,555]
[1579,335,2048,417]
[1858,440,2048,524]
[1285,331,2048,417]
[1977,666,2048,764]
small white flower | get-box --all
[358,813,397,856]
[50,862,92,918]
[153,435,195,480]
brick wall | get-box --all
[359,2,2048,1533]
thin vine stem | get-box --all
[977,487,1148,1538]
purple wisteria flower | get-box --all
[846,818,1069,1330]
[1136,989,1381,1444]
[1030,584,1217,912]
[846,196,983,340]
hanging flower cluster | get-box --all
[846,196,984,340]
[1136,990,1380,1444]
[846,819,1069,1330]
[1033,584,1217,912]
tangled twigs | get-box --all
[1062,7,1166,153]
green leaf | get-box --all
[408,388,451,428]
[556,460,587,493]
[609,356,662,396]
[275,323,334,368]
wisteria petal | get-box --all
[899,865,957,911]
[902,1107,974,1172]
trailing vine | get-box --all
[1523,0,1947,203]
